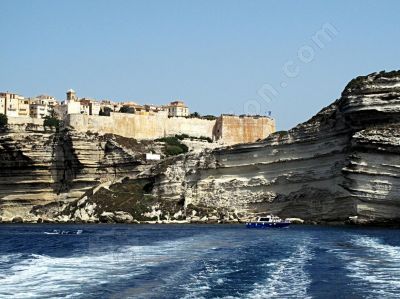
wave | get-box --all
[0,254,21,264]
[0,231,316,299]
[178,237,314,299]
[335,235,400,299]
[244,239,313,299]
[0,253,23,275]
[0,237,204,299]
[180,258,238,299]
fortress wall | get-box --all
[7,117,45,132]
[165,117,216,139]
[67,113,215,139]
[8,116,44,126]
[66,113,167,139]
[217,115,276,145]
[66,113,276,144]
[124,113,167,139]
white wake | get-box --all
[335,235,400,299]
[0,237,201,299]
[244,239,313,299]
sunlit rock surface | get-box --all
[146,71,400,224]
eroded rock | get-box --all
[145,71,400,225]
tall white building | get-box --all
[29,95,58,118]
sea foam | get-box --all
[335,235,400,299]
[245,239,313,299]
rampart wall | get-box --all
[216,115,276,145]
[65,113,275,145]
[7,117,45,132]
[8,116,44,126]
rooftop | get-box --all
[169,101,187,107]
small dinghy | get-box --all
[246,215,290,228]
[44,229,83,235]
[44,230,61,235]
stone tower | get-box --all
[66,89,77,102]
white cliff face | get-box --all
[0,129,155,222]
[148,71,400,224]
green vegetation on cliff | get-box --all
[0,114,7,128]
[155,136,189,156]
[43,116,60,130]
[78,178,183,221]
[275,130,288,140]
[90,178,156,220]
[99,107,112,116]
[175,134,213,143]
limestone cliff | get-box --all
[0,127,158,222]
[1,71,400,225]
[141,71,400,224]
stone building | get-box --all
[167,101,189,117]
[77,99,100,116]
[100,100,122,114]
[29,95,58,118]
[37,94,57,105]
[1,88,276,145]
[79,99,91,115]
[66,89,77,102]
[29,102,48,118]
[0,92,59,119]
[213,115,276,144]
[59,90,82,115]
[18,98,30,117]
[66,101,81,114]
[89,101,100,115]
[0,92,26,117]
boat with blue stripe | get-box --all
[246,215,290,228]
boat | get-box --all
[44,229,83,235]
[44,230,60,235]
[246,215,290,228]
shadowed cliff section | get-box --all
[52,130,84,195]
[0,136,35,168]
[0,135,35,204]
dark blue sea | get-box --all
[0,224,399,299]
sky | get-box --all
[1,0,399,130]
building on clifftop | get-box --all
[0,92,27,117]
[167,101,189,117]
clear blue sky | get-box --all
[1,0,399,129]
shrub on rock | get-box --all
[43,116,60,130]
[0,113,7,128]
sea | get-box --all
[0,224,399,299]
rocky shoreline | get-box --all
[2,209,399,227]
[3,217,400,228]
